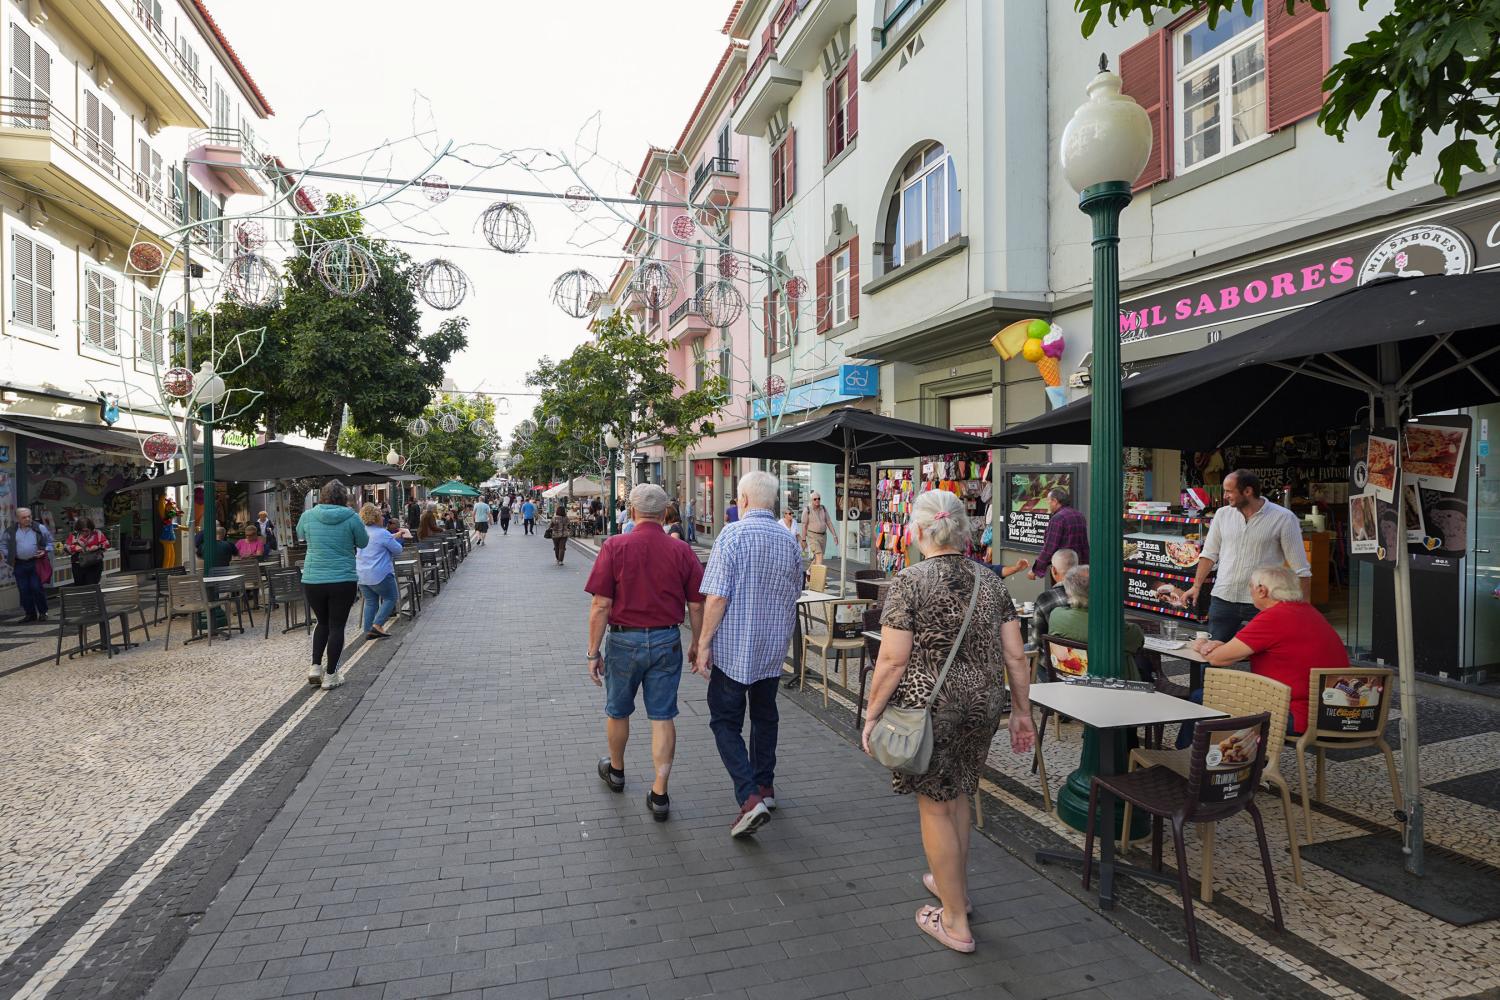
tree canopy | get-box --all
[339,392,498,487]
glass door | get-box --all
[1468,404,1500,681]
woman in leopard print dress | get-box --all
[862,489,1035,954]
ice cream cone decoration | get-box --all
[1037,355,1061,386]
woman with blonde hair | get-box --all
[862,489,1035,953]
[356,503,403,639]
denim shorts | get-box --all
[604,627,683,721]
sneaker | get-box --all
[597,757,624,793]
[730,796,771,839]
[308,663,324,686]
[759,786,777,811]
[646,790,670,822]
[320,669,345,690]
[20,614,37,624]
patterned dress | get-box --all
[879,554,1017,801]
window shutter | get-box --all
[101,276,118,352]
[12,234,33,327]
[762,295,775,355]
[1118,32,1170,190]
[784,127,796,201]
[846,50,858,139]
[825,79,837,163]
[1266,2,1329,131]
[35,244,52,330]
[85,271,101,347]
[33,40,48,101]
[9,25,28,115]
[84,91,100,159]
[816,255,831,333]
[101,104,115,164]
[770,143,783,212]
[849,237,860,320]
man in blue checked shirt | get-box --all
[690,470,804,839]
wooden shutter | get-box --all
[846,50,858,139]
[101,275,117,352]
[816,255,831,333]
[1266,2,1329,131]
[85,270,101,348]
[784,127,796,201]
[11,234,33,327]
[825,79,838,163]
[9,25,28,122]
[770,143,784,212]
[32,38,48,103]
[849,237,860,320]
[84,91,100,160]
[1118,32,1170,190]
[34,244,52,330]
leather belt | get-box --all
[610,624,678,633]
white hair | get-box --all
[910,489,969,549]
[738,470,778,511]
[1051,547,1080,580]
[1063,565,1089,608]
[1250,565,1304,602]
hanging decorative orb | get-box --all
[544,415,561,434]
[670,214,696,240]
[629,259,678,310]
[766,375,786,399]
[717,252,739,279]
[564,185,591,213]
[468,418,491,437]
[481,201,533,253]
[293,184,325,215]
[420,174,450,203]
[495,397,511,416]
[225,253,281,307]
[141,432,179,463]
[128,241,164,274]
[786,276,808,300]
[438,412,461,433]
[313,242,376,297]
[162,367,195,398]
[417,258,468,310]
[695,279,744,328]
[474,449,489,461]
[406,417,430,438]
[550,269,602,319]
[515,419,536,442]
[233,220,265,252]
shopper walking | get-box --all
[861,489,1035,954]
[356,503,402,639]
[548,509,569,565]
[583,484,705,822]
[498,500,512,536]
[690,471,803,838]
[683,494,696,544]
[297,480,369,690]
[255,510,278,552]
[472,496,491,547]
[664,504,684,540]
[800,492,832,564]
[521,498,537,536]
[4,507,53,622]
[63,517,109,586]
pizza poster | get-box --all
[1124,533,1202,573]
[1316,673,1385,734]
[1002,467,1075,549]
[1199,725,1261,803]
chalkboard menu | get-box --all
[1000,466,1077,549]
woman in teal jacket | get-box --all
[297,480,369,690]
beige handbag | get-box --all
[868,567,983,775]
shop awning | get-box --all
[722,406,1019,465]
[0,413,143,455]
[121,440,401,489]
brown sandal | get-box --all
[916,905,974,954]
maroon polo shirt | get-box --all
[584,521,705,627]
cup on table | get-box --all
[1194,630,1210,641]
[1162,621,1178,641]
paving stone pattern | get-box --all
[149,533,1216,1000]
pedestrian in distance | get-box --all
[683,493,696,544]
[356,503,402,639]
[405,498,421,534]
[690,471,804,838]
[861,489,1035,954]
[584,484,705,823]
[725,496,739,524]
[498,500,512,535]
[664,504,684,540]
[521,497,538,535]
[64,517,109,586]
[799,492,831,564]
[1026,487,1089,582]
[3,507,53,622]
[297,480,369,690]
[548,509,569,565]
[472,495,492,547]
[256,510,278,552]
[417,506,442,540]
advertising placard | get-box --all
[1315,673,1385,734]
[1199,725,1261,803]
[834,464,872,521]
[1001,466,1077,549]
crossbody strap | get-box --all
[925,565,984,710]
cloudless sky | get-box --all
[209,0,731,441]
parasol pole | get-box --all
[840,430,851,597]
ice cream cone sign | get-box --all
[992,318,1066,386]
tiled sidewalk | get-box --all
[148,532,1215,1000]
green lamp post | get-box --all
[194,361,227,572]
[603,427,620,535]
[1053,56,1155,836]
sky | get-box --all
[208,0,733,442]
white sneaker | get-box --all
[730,799,771,839]
[308,663,324,686]
[320,669,345,690]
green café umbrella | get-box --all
[428,480,480,497]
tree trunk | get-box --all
[323,400,343,452]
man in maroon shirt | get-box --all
[584,483,705,822]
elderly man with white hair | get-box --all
[691,470,804,838]
[584,483,706,822]
[4,507,54,622]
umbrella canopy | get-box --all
[122,440,398,490]
[721,407,1012,464]
[989,273,1500,451]
[429,480,480,497]
[542,477,602,499]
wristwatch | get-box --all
[587,652,602,661]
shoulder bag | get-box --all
[868,565,984,775]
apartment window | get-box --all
[716,122,731,163]
[692,339,707,389]
[763,291,791,355]
[83,91,117,168]
[137,139,164,206]
[881,0,929,46]
[141,0,163,32]
[770,128,795,214]
[177,34,200,80]
[884,143,960,270]
[816,238,859,333]
[1175,1,1266,172]
[717,342,732,389]
[8,24,50,127]
[84,269,119,353]
[137,294,167,364]
[213,82,232,130]
[11,232,54,332]
[825,53,858,162]
[831,248,851,326]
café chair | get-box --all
[1083,711,1283,964]
[1033,634,1090,813]
[1122,668,1304,896]
[55,586,132,664]
[805,562,829,594]
[1288,667,1400,844]
[146,567,187,623]
[801,598,874,705]
[164,576,239,649]
[853,569,885,602]
[103,574,152,647]
[394,560,423,620]
[855,605,883,729]
[265,569,311,637]
[418,548,445,595]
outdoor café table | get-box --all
[785,590,844,690]
[203,573,249,637]
[1128,616,1213,692]
[1029,680,1226,910]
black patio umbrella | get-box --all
[123,440,397,490]
[988,272,1500,877]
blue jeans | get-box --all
[604,627,683,721]
[359,574,399,631]
[707,667,780,806]
[685,519,696,544]
[13,558,47,616]
[1207,596,1258,643]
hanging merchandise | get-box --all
[417,258,469,310]
[919,451,992,553]
[481,201,534,253]
[551,269,603,318]
[874,468,916,574]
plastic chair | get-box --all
[1122,668,1304,896]
[1083,711,1283,963]
[853,569,884,602]
[264,569,311,637]
[163,576,238,649]
[55,586,131,663]
[1289,667,1401,844]
[103,574,152,646]
[805,562,828,593]
[801,598,874,706]
[1033,633,1090,813]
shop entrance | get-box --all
[1468,402,1500,681]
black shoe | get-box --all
[598,756,624,792]
[20,614,37,624]
[36,614,48,622]
[646,791,670,822]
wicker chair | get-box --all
[1122,668,1304,897]
[801,598,874,706]
[163,576,239,649]
[1290,667,1401,844]
[55,586,131,663]
[805,562,828,593]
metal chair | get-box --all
[146,567,187,623]
[853,569,885,602]
[418,546,446,593]
[55,586,131,663]
[103,574,152,647]
[1083,712,1283,963]
[264,568,311,637]
[206,574,253,634]
[163,576,239,649]
[394,560,423,619]
[1289,667,1401,844]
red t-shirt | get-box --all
[584,521,705,627]
[1234,601,1348,734]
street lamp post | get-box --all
[1053,56,1154,836]
[602,428,620,535]
[194,361,228,573]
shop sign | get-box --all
[834,463,872,521]
[1198,724,1260,802]
[693,460,712,477]
[751,373,866,420]
[838,364,879,397]
[999,466,1076,549]
[1118,197,1500,344]
[952,426,991,439]
[219,430,257,448]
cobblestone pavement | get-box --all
[146,532,1216,1000]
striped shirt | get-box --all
[1200,498,1311,604]
[700,509,805,684]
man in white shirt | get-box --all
[1173,469,1312,642]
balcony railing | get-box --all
[669,299,699,328]
[192,126,263,164]
[125,0,209,102]
[690,156,739,197]
[731,0,807,108]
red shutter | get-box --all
[763,294,777,355]
[846,50,858,139]
[1266,2,1329,131]
[825,79,838,163]
[783,127,796,201]
[848,237,860,320]
[816,256,831,333]
[770,143,783,212]
[1118,32,1170,190]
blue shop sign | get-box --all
[838,364,879,397]
[752,374,869,421]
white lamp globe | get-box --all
[386,447,400,465]
[1060,58,1154,194]
[602,428,620,450]
[194,361,227,406]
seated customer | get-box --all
[235,524,265,559]
[1032,547,1079,640]
[1045,565,1145,677]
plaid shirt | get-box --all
[700,509,805,684]
[1033,582,1069,638]
[1036,505,1089,573]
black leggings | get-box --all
[304,581,358,671]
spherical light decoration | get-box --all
[629,259,678,310]
[293,184,325,215]
[474,449,489,461]
[162,367,195,398]
[438,412,462,433]
[694,279,744,328]
[1059,64,1154,194]
[406,417,430,438]
[544,415,561,434]
[481,201,533,253]
[141,432,179,463]
[233,220,265,252]
[564,185,591,213]
[670,215,696,240]
[194,361,227,406]
[717,252,739,279]
[550,269,603,319]
[785,276,808,300]
[313,242,377,297]
[225,253,281,307]
[468,418,491,437]
[766,374,786,399]
[417,258,469,310]
[128,241,164,274]
[420,174,450,203]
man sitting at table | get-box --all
[1045,565,1145,677]
[1185,564,1346,739]
[1031,547,1078,639]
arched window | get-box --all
[883,143,960,271]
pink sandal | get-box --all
[916,905,975,954]
[922,873,973,913]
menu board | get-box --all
[835,463,872,521]
[1001,466,1077,549]
[1123,533,1202,573]
[1315,673,1385,734]
[1349,417,1470,571]
[1123,567,1207,621]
